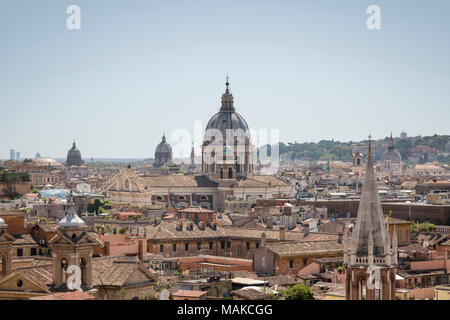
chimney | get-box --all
[266,217,273,230]
[279,225,286,241]
[138,240,144,263]
[104,241,111,256]
[303,223,309,237]
[337,232,343,244]
[445,249,448,273]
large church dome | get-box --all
[205,79,250,140]
[66,141,84,166]
[382,134,402,163]
[154,133,172,167]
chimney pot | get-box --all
[279,225,286,241]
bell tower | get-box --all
[0,218,14,277]
[344,137,397,300]
[49,201,100,290]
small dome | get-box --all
[382,149,402,162]
[154,134,173,167]
[382,135,402,163]
[155,135,172,155]
[66,141,84,166]
[59,206,85,228]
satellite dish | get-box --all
[159,289,170,300]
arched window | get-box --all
[200,195,208,201]
[228,167,233,179]
[155,196,163,201]
[80,257,87,286]
[60,258,68,284]
[178,195,186,201]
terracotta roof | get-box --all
[141,175,218,188]
[117,212,143,216]
[32,291,95,300]
[13,234,37,245]
[235,175,289,188]
[385,216,410,225]
[232,288,266,300]
[36,223,59,233]
[177,206,215,213]
[145,220,339,242]
[92,257,157,287]
[18,266,53,289]
[173,289,207,298]
[265,241,343,257]
[398,243,431,253]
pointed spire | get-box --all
[225,74,230,93]
[162,132,166,142]
[350,133,391,264]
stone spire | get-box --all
[350,136,392,264]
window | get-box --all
[227,241,231,249]
[31,248,37,256]
[237,245,242,257]
[209,242,213,250]
[246,242,250,250]
[156,196,163,201]
[197,242,201,250]
[160,245,164,253]
[302,258,307,266]
[289,260,294,269]
[256,243,259,249]
[228,167,233,179]
[178,195,186,201]
[173,244,176,252]
[221,241,225,249]
[17,249,23,257]
[185,243,189,251]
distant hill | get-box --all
[259,134,450,164]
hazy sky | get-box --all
[1,0,449,159]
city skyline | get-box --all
[1,0,449,159]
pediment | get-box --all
[0,271,51,294]
[0,230,15,243]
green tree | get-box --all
[279,284,314,300]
